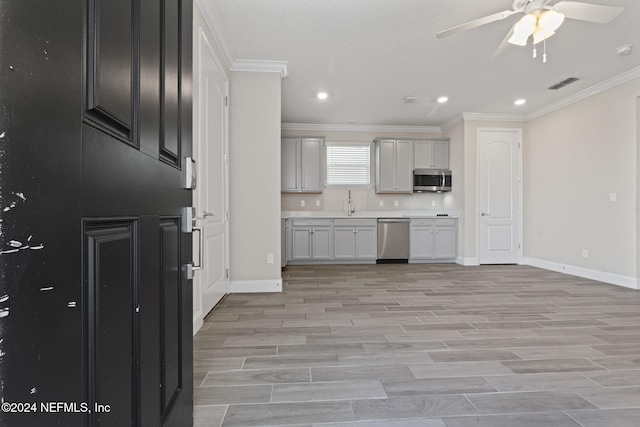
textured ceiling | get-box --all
[208,0,640,127]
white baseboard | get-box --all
[229,278,283,293]
[524,257,639,290]
[457,257,479,266]
[193,311,204,336]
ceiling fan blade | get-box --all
[492,24,516,59]
[553,1,623,24]
[436,9,519,39]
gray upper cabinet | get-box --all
[281,137,323,193]
[414,139,450,170]
[375,139,414,193]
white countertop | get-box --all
[282,210,459,219]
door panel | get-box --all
[84,221,136,427]
[478,129,521,264]
[355,227,377,259]
[86,0,134,141]
[395,140,414,192]
[334,228,356,259]
[161,0,181,165]
[160,219,182,415]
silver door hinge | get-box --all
[224,153,228,164]
[225,210,229,221]
[225,268,229,279]
[518,142,521,149]
[518,243,521,249]
[225,96,228,107]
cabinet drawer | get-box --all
[292,219,332,227]
[435,218,457,226]
[410,218,434,226]
[333,218,377,227]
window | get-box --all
[326,143,371,186]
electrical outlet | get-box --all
[267,253,274,264]
[431,200,436,207]
[300,200,305,207]
[394,200,399,207]
[315,199,320,207]
[609,193,617,203]
[379,200,384,207]
[581,249,589,258]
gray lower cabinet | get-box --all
[333,219,377,260]
[290,219,332,261]
[410,218,458,262]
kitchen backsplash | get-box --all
[281,187,457,213]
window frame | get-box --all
[324,142,373,188]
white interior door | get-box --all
[478,128,522,264]
[193,27,229,332]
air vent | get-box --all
[548,77,579,90]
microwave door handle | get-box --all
[441,171,445,188]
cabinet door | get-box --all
[434,226,457,259]
[376,139,396,192]
[281,138,299,191]
[291,227,312,260]
[410,226,434,259]
[413,140,433,169]
[355,226,377,259]
[311,227,332,260]
[334,227,356,259]
[301,137,322,192]
[432,140,450,169]
[395,140,414,192]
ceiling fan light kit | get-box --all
[436,0,624,62]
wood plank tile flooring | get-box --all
[193,264,640,427]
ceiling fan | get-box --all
[436,0,624,59]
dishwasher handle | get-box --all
[377,218,411,223]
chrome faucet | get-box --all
[347,189,355,216]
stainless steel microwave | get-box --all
[413,169,452,193]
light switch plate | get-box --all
[609,193,617,203]
[394,200,399,207]
[301,200,305,207]
[315,200,320,207]
[379,200,384,207]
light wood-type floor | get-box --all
[193,264,640,427]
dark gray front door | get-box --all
[0,0,194,426]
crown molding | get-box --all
[461,112,527,122]
[281,123,441,133]
[526,65,640,121]
[194,0,235,69]
[440,114,464,132]
[230,59,289,78]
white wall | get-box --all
[524,77,640,287]
[229,71,283,290]
[281,129,453,214]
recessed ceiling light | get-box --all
[437,96,449,103]
[317,92,328,100]
[514,99,526,106]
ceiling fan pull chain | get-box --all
[543,39,547,63]
[533,45,537,58]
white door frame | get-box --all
[476,127,523,264]
[192,21,230,334]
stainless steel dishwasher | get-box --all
[377,218,410,262]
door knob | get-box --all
[481,212,491,216]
